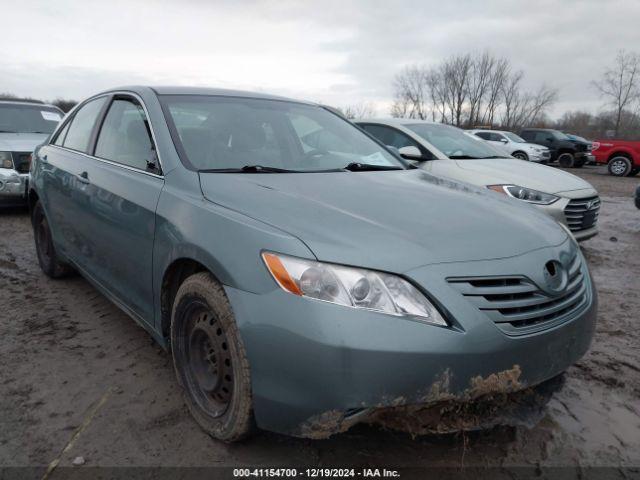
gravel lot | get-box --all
[1,165,638,476]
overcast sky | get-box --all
[2,0,639,118]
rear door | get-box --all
[76,94,164,324]
[41,96,109,259]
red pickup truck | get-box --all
[592,140,640,177]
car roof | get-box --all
[521,127,553,131]
[98,86,316,105]
[0,99,60,110]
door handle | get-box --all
[77,171,90,184]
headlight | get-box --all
[262,252,447,326]
[487,185,559,205]
[0,152,13,169]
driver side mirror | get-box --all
[546,137,555,143]
[398,145,424,160]
[499,138,508,143]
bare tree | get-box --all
[466,51,495,127]
[593,50,640,137]
[339,102,377,120]
[479,57,509,126]
[442,54,472,126]
[391,51,557,129]
[390,65,430,119]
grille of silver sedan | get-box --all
[564,196,601,232]
[448,251,587,335]
[12,152,32,174]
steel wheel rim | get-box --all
[514,153,526,160]
[611,159,627,175]
[182,301,234,418]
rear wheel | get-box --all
[31,201,72,278]
[558,152,575,168]
[608,156,632,176]
[512,151,528,161]
[170,272,253,442]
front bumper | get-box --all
[529,151,551,163]
[578,153,596,165]
[226,242,597,437]
[0,169,28,206]
[534,190,599,242]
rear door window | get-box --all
[95,98,156,172]
[63,97,108,153]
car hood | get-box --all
[199,169,568,274]
[428,158,594,195]
[0,133,49,152]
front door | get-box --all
[75,95,164,324]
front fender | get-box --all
[152,170,315,333]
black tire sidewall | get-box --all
[32,202,62,277]
[558,153,575,168]
[170,272,253,442]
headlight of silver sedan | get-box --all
[487,184,559,205]
[0,152,13,169]
[262,252,447,325]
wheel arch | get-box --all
[28,188,39,215]
[160,257,221,340]
[607,151,633,162]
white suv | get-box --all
[469,129,551,162]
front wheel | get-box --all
[512,151,528,161]
[558,152,575,168]
[170,272,253,442]
[31,201,73,278]
[608,156,632,176]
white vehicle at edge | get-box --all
[357,118,600,241]
[468,129,551,162]
[0,100,63,206]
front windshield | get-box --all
[406,123,506,159]
[160,95,403,172]
[0,103,63,134]
[552,130,570,140]
[504,132,526,143]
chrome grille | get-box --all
[12,152,32,174]
[447,253,588,335]
[564,196,600,232]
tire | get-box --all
[608,156,632,177]
[628,167,639,177]
[170,272,253,442]
[31,201,73,278]
[557,152,575,168]
[573,158,585,168]
[512,151,528,161]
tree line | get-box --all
[340,50,640,140]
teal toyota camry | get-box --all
[29,87,597,441]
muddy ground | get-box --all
[0,165,638,477]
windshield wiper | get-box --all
[343,162,403,172]
[200,165,304,173]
